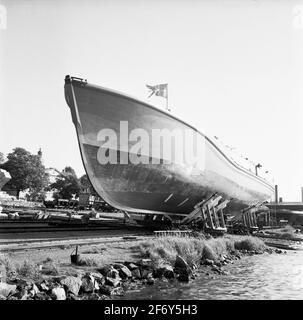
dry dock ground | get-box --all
[3,239,145,264]
[0,234,151,276]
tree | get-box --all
[0,147,48,199]
[0,152,5,164]
[79,174,98,196]
[50,166,81,200]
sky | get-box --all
[0,0,303,201]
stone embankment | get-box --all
[0,243,285,300]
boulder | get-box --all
[109,287,124,296]
[89,273,105,285]
[0,282,17,297]
[140,259,153,267]
[38,280,50,292]
[146,274,155,285]
[174,255,189,270]
[203,259,215,266]
[98,266,119,279]
[9,278,29,290]
[60,276,82,296]
[214,261,222,267]
[67,293,80,300]
[177,273,190,282]
[153,268,164,278]
[99,284,124,296]
[81,293,103,300]
[211,266,222,274]
[131,268,141,279]
[81,274,99,293]
[15,289,28,300]
[34,292,51,300]
[0,263,6,282]
[140,268,153,279]
[28,283,40,297]
[125,262,139,271]
[118,266,132,279]
[113,263,125,269]
[191,263,198,270]
[158,265,174,279]
[105,277,121,287]
[51,286,66,300]
[174,255,192,277]
[99,284,112,295]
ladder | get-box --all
[181,193,230,234]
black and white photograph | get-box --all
[0,0,303,309]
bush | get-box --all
[139,236,207,266]
[234,236,266,251]
[77,257,99,267]
[0,254,17,278]
[202,244,217,261]
[16,260,41,279]
[41,262,60,276]
[138,235,266,266]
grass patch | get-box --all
[138,235,266,266]
[82,246,106,254]
[16,260,41,280]
[77,257,99,267]
[234,236,266,251]
[41,262,60,276]
[0,253,17,278]
[139,236,205,266]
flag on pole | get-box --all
[146,83,168,99]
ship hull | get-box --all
[64,76,274,217]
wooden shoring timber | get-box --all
[181,194,230,233]
[241,201,264,229]
[181,193,217,225]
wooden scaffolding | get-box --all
[241,201,267,231]
[181,193,230,234]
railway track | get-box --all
[0,224,141,234]
[0,219,143,234]
[0,219,154,252]
[0,233,153,252]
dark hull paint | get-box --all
[64,77,275,216]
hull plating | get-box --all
[64,77,275,216]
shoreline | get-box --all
[0,234,287,300]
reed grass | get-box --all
[16,260,41,279]
[77,257,99,267]
[139,235,266,266]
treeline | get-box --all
[0,148,94,202]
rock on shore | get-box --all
[0,238,282,300]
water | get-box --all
[118,250,303,300]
